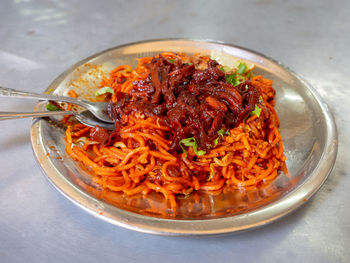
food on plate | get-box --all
[63,52,287,210]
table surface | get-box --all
[0,0,349,262]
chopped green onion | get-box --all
[94,87,114,96]
[179,143,187,157]
[225,62,248,86]
[168,59,175,63]
[213,129,230,147]
[225,73,245,86]
[243,104,262,130]
[246,71,254,79]
[225,74,240,86]
[217,129,225,136]
[217,129,230,137]
[213,137,220,147]
[46,104,61,111]
[237,62,247,75]
[252,104,262,117]
[179,137,206,157]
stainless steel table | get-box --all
[0,1,348,262]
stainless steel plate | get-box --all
[30,39,338,235]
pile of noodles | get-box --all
[63,52,287,210]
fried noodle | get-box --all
[64,52,287,210]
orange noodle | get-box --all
[64,52,287,211]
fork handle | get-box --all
[0,86,91,109]
[0,111,73,120]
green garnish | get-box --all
[237,62,247,75]
[243,104,262,130]
[213,137,220,147]
[46,104,61,111]
[225,73,245,86]
[246,71,254,79]
[251,104,262,117]
[168,59,175,63]
[224,62,249,86]
[179,137,206,157]
[217,129,230,137]
[213,129,230,147]
[94,87,114,96]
